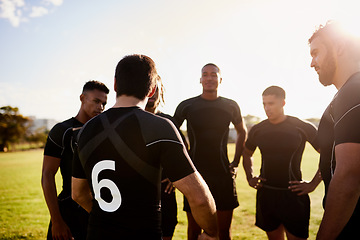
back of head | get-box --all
[83,80,109,94]
[262,85,286,99]
[308,20,360,61]
[114,54,158,99]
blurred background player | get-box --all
[174,63,247,240]
[242,86,321,240]
[41,80,109,240]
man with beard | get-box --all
[309,20,360,239]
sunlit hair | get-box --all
[82,80,109,94]
[262,86,286,99]
[157,75,165,106]
[308,20,360,61]
[202,63,221,76]
[114,54,158,99]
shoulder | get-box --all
[177,96,200,107]
[333,73,360,121]
[48,118,74,136]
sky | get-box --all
[1,0,359,122]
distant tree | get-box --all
[0,106,30,152]
[243,114,261,130]
[25,126,48,147]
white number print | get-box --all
[92,160,122,212]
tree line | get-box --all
[0,106,321,152]
[0,106,48,152]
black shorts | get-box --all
[47,197,89,240]
[255,187,310,239]
[183,174,239,212]
[161,182,177,237]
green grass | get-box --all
[0,144,323,239]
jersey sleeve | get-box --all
[334,105,360,145]
[299,119,319,150]
[230,100,243,125]
[173,101,186,128]
[245,125,258,151]
[43,123,65,158]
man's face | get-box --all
[262,94,285,122]
[81,89,108,119]
[200,65,222,92]
[310,36,337,86]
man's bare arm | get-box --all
[317,143,360,239]
[41,155,73,239]
[72,177,93,213]
[229,120,247,170]
[174,172,218,239]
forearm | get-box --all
[317,174,360,239]
[71,177,93,213]
[309,169,322,190]
[175,172,218,237]
[41,174,63,223]
[190,197,218,237]
[242,155,254,181]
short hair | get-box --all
[82,80,109,94]
[262,86,286,99]
[308,20,360,60]
[202,63,221,76]
[114,54,158,99]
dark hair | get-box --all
[114,54,158,99]
[262,86,286,99]
[83,80,109,94]
[202,63,221,75]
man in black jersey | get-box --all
[309,21,360,239]
[41,80,109,240]
[71,54,218,240]
[145,76,182,240]
[242,86,321,240]
[174,63,247,240]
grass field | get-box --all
[0,144,323,239]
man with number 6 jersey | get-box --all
[72,54,218,240]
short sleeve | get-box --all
[335,105,360,145]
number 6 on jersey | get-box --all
[92,160,122,212]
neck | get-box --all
[333,58,360,90]
[269,114,287,125]
[201,90,218,100]
[75,109,90,124]
[113,95,148,109]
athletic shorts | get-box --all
[255,187,310,239]
[47,197,89,240]
[161,182,178,237]
[183,174,239,212]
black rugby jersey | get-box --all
[44,117,83,199]
[73,107,195,238]
[246,116,318,189]
[173,95,242,179]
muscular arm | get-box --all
[242,147,264,189]
[41,155,72,239]
[174,172,218,239]
[316,143,360,239]
[72,177,93,213]
[229,120,247,169]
